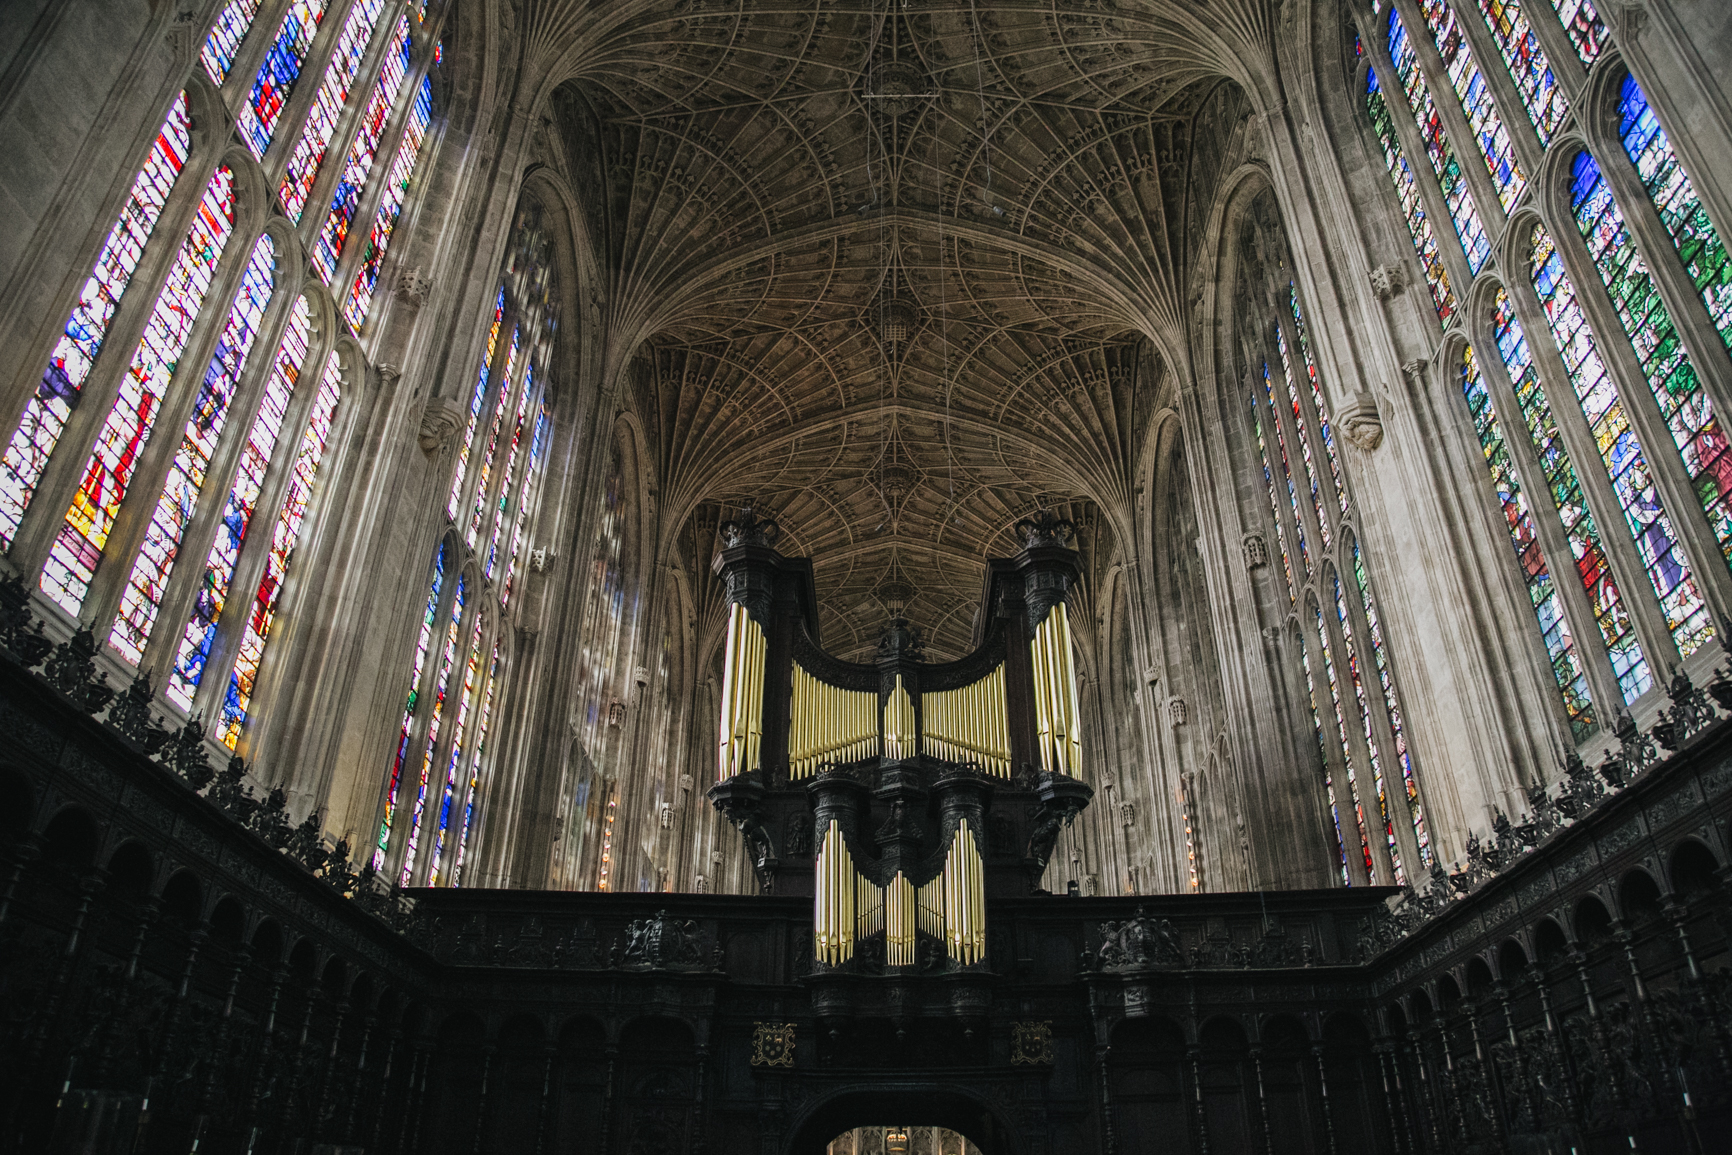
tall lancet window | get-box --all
[377,199,557,886]
[1355,0,1732,743]
[1241,216,1432,885]
[0,0,444,745]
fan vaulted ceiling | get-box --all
[539,0,1264,659]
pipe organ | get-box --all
[708,507,1094,984]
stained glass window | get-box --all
[1286,288,1347,516]
[1474,0,1568,144]
[1,94,193,547]
[502,401,550,605]
[1493,288,1652,699]
[1349,542,1432,867]
[42,167,237,617]
[1315,600,1375,882]
[167,298,310,709]
[1298,628,1351,885]
[429,610,486,886]
[1333,570,1402,884]
[1550,0,1605,65]
[1459,344,1597,734]
[237,0,329,160]
[1419,0,1525,209]
[1617,76,1732,355]
[465,329,520,549]
[344,76,435,331]
[377,544,445,868]
[448,291,505,521]
[111,233,277,664]
[1529,224,1714,657]
[401,573,466,885]
[221,351,343,747]
[451,643,501,886]
[1388,8,1492,272]
[1252,386,1297,600]
[279,0,387,222]
[485,364,534,581]
[1570,151,1732,568]
[1364,70,1457,323]
[311,13,412,280]
[200,0,264,86]
[1263,364,1313,572]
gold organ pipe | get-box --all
[918,666,1012,775]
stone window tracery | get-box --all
[1355,0,1732,745]
[377,196,556,887]
[0,0,445,751]
[1237,211,1430,886]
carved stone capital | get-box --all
[1368,263,1408,302]
[417,396,465,455]
[1340,391,1385,451]
[1400,358,1428,382]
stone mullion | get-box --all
[1304,595,1373,888]
[294,2,403,244]
[257,0,364,190]
[7,139,230,584]
[1502,257,1683,677]
[217,0,295,119]
[474,330,536,587]
[1317,571,1399,886]
[452,298,522,544]
[183,303,344,727]
[408,557,485,887]
[1336,547,1427,880]
[329,29,439,306]
[1389,0,1514,243]
[1272,301,1346,532]
[1238,328,1307,603]
[1357,9,1481,302]
[381,540,460,883]
[1444,0,1554,179]
[76,179,277,641]
[1541,186,1732,629]
[1468,317,1629,721]
[420,594,496,889]
[136,245,309,688]
[1262,324,1332,573]
[1589,120,1732,504]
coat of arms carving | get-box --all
[751,1021,796,1067]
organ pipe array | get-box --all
[707,511,1093,975]
[942,820,986,964]
[920,665,1011,775]
[716,603,767,779]
[883,674,917,761]
[788,664,879,778]
[1030,602,1084,776]
[811,823,988,969]
[815,819,856,965]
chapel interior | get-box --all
[3,1,1732,1152]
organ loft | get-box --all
[2,0,1732,1152]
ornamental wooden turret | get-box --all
[707,507,1094,977]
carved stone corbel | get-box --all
[394,266,432,307]
[417,397,464,455]
[1339,391,1385,451]
[1368,264,1408,302]
[1241,532,1269,570]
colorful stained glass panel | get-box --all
[42,167,237,617]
